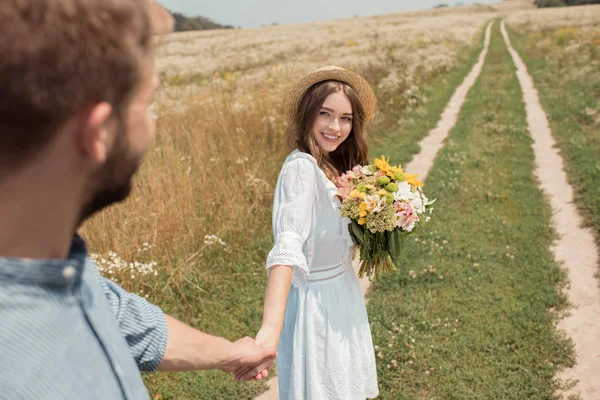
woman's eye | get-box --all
[342,117,352,121]
[320,111,329,116]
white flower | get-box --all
[409,195,425,214]
[361,165,374,176]
[204,234,226,246]
[393,181,414,202]
[365,195,387,214]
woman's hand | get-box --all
[234,325,278,382]
[255,324,279,350]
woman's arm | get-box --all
[235,157,315,380]
[234,265,293,381]
[257,265,293,348]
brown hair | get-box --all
[288,80,369,181]
[0,0,154,171]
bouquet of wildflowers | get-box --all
[336,156,435,280]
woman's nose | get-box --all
[328,118,340,132]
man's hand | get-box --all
[157,316,275,378]
[234,325,278,382]
[221,336,276,382]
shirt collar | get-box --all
[0,235,89,287]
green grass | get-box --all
[367,20,574,399]
[507,25,600,266]
[143,25,492,400]
[371,24,488,166]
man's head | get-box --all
[0,0,173,223]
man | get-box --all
[0,1,274,398]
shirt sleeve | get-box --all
[266,158,315,287]
[99,276,168,372]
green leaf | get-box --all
[388,229,399,263]
[351,220,365,246]
[388,229,405,267]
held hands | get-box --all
[224,336,276,382]
[233,325,279,382]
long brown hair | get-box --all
[287,80,369,181]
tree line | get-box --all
[535,0,600,7]
[172,12,235,32]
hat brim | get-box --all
[286,67,377,124]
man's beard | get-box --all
[78,128,143,225]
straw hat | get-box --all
[286,66,377,123]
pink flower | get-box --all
[336,186,352,201]
[395,202,420,232]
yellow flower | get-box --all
[405,173,423,187]
[374,156,396,179]
[358,217,367,225]
[350,190,367,200]
[377,189,388,197]
[359,202,369,217]
[390,165,404,177]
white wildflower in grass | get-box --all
[246,172,272,191]
[137,242,153,253]
[90,250,158,278]
[204,235,226,246]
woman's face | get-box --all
[311,90,353,155]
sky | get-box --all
[159,0,500,28]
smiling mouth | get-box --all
[321,132,339,142]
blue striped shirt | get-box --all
[0,236,168,399]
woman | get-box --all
[251,66,379,399]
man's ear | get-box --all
[151,2,175,35]
[77,102,114,164]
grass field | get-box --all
[367,20,574,399]
[73,1,600,398]
[506,5,600,267]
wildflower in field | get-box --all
[90,251,158,278]
[204,234,226,246]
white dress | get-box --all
[266,150,379,400]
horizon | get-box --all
[160,0,501,28]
